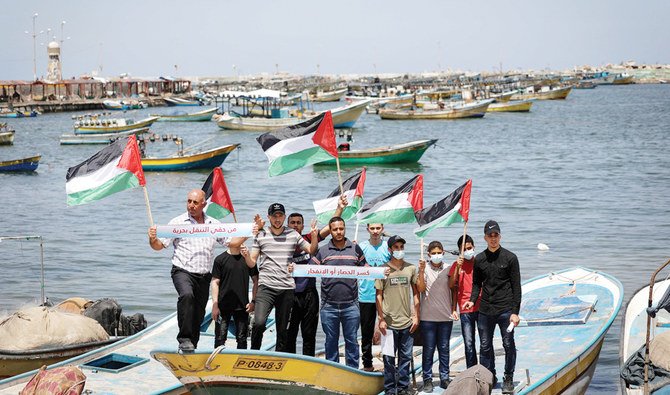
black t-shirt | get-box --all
[211,251,259,311]
[470,246,521,316]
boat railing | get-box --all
[643,258,670,393]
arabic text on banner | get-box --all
[292,265,386,279]
[156,223,254,238]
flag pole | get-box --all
[142,186,154,226]
[354,221,360,242]
[232,212,238,223]
[420,238,424,261]
[459,222,469,257]
[335,156,344,195]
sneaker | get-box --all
[422,380,433,393]
[178,339,195,352]
[362,366,375,372]
[502,375,514,394]
[439,379,451,389]
[397,388,413,395]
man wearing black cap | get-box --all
[246,203,319,351]
[464,220,521,393]
[375,235,420,395]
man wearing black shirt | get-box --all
[211,244,258,349]
[464,220,521,394]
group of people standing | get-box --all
[148,189,521,395]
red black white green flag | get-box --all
[312,168,366,223]
[66,135,145,206]
[414,179,472,238]
[356,175,423,224]
[202,167,235,219]
[256,111,338,177]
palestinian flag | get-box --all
[66,135,145,206]
[357,175,423,224]
[256,111,338,177]
[202,167,235,219]
[414,179,472,238]
[312,168,366,223]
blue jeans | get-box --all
[460,311,480,368]
[478,311,516,378]
[420,320,452,382]
[383,326,414,393]
[320,301,360,368]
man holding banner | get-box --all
[310,216,367,368]
[148,189,251,352]
[248,203,319,352]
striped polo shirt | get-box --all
[311,238,367,304]
[159,212,229,274]
[252,227,311,290]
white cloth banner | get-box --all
[156,223,254,238]
[292,265,386,279]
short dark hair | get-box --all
[329,216,345,226]
[457,234,474,250]
[366,223,383,227]
[287,212,303,222]
[427,241,443,252]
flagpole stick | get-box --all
[232,212,238,223]
[142,186,154,226]
[459,222,469,257]
[335,156,344,195]
[420,238,424,261]
[354,221,360,243]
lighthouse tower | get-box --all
[46,41,62,82]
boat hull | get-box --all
[0,338,121,379]
[74,117,159,134]
[316,139,437,166]
[141,144,239,171]
[511,86,572,100]
[164,97,202,106]
[487,100,533,112]
[153,108,218,122]
[0,155,40,172]
[0,111,37,118]
[379,101,491,120]
[151,349,384,395]
[60,127,149,145]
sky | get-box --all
[2,0,669,81]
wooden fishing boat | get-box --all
[489,91,517,103]
[620,259,670,394]
[448,267,622,394]
[164,97,202,106]
[315,139,437,166]
[310,88,348,102]
[511,86,572,100]
[152,107,217,122]
[73,116,159,134]
[216,100,370,131]
[0,123,15,145]
[0,110,38,118]
[59,127,149,145]
[0,155,40,172]
[102,99,147,111]
[379,100,492,120]
[141,143,239,171]
[152,348,384,394]
[487,99,534,113]
[0,304,277,394]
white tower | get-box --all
[46,41,62,82]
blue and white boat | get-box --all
[448,266,623,394]
[0,302,276,395]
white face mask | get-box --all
[429,254,443,264]
[392,250,405,260]
[463,249,475,260]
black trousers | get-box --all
[360,301,378,368]
[171,265,211,348]
[286,286,319,356]
[215,309,250,349]
[251,285,294,351]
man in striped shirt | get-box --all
[148,189,250,352]
[247,203,319,351]
[311,216,367,368]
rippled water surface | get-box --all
[1,85,669,392]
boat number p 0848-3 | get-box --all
[234,357,287,371]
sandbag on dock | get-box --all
[0,306,109,351]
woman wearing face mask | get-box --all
[416,241,458,392]
[448,234,482,370]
